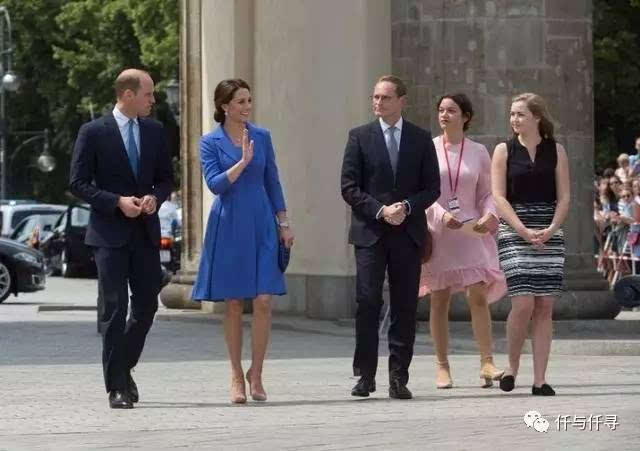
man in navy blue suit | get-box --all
[70,68,173,409]
[341,75,440,399]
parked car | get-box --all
[9,213,63,246]
[0,203,66,237]
[0,237,46,303]
[39,204,95,278]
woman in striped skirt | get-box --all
[490,93,571,396]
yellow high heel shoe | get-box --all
[436,360,453,389]
[479,357,505,388]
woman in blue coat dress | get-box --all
[192,79,295,403]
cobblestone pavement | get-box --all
[1,278,639,450]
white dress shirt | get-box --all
[375,116,411,219]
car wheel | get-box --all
[61,249,75,278]
[0,260,12,303]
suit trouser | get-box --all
[353,229,422,385]
[94,223,161,392]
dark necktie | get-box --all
[387,126,399,177]
[126,119,139,179]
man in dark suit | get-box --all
[70,68,173,409]
[341,75,440,399]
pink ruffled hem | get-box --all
[419,267,507,303]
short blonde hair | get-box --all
[617,153,630,162]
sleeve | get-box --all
[263,131,286,213]
[406,130,441,214]
[340,129,384,220]
[69,123,120,215]
[426,200,448,234]
[151,124,173,205]
[200,136,232,195]
[476,146,498,218]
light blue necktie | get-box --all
[126,119,139,179]
[387,126,399,177]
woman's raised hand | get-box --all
[241,128,254,166]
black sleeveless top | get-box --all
[506,137,557,203]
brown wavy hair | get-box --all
[213,78,251,124]
[511,92,555,139]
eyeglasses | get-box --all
[370,94,396,104]
[610,181,621,185]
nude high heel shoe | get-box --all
[436,360,453,389]
[230,376,247,404]
[479,357,505,388]
[246,368,267,402]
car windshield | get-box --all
[11,209,64,228]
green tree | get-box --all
[594,0,640,172]
[4,0,178,202]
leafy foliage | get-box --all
[3,0,178,202]
[594,0,640,172]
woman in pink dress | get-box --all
[420,93,507,389]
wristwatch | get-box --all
[278,221,290,228]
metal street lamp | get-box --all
[8,129,56,175]
[165,78,179,122]
[0,6,19,202]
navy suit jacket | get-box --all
[341,119,440,247]
[69,113,173,248]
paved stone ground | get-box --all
[1,278,639,450]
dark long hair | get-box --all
[213,78,251,124]
[436,93,474,131]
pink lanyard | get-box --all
[442,135,465,195]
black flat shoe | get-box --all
[127,371,139,403]
[499,375,515,392]
[109,390,133,409]
[351,377,376,397]
[532,383,555,396]
[389,379,412,400]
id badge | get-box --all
[448,197,460,213]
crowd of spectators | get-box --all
[595,136,640,285]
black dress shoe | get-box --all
[127,371,139,403]
[351,377,376,397]
[109,390,133,409]
[499,375,515,392]
[532,383,556,396]
[389,380,412,399]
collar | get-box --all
[113,106,139,127]
[379,116,403,133]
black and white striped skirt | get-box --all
[497,202,564,297]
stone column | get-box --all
[160,0,203,309]
[252,0,391,318]
[392,0,618,319]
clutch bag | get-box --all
[278,241,291,272]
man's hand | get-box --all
[382,203,406,226]
[118,196,142,218]
[140,195,157,215]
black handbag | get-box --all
[278,240,291,272]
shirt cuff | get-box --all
[402,200,412,216]
[376,206,385,220]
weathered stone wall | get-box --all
[392,0,616,319]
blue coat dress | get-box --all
[192,123,287,301]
